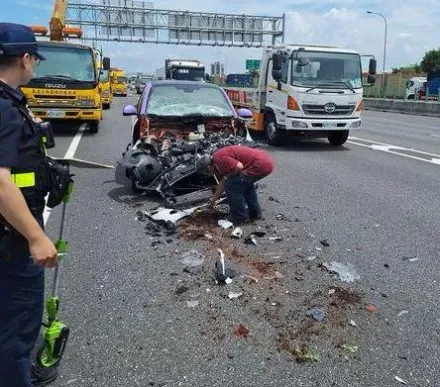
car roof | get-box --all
[149,80,218,88]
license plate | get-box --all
[46,110,65,118]
[322,122,337,129]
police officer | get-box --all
[0,23,59,386]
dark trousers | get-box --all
[224,173,262,222]
[0,226,45,387]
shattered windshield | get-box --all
[291,51,362,89]
[147,84,234,117]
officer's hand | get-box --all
[29,236,58,268]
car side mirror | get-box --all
[369,58,377,75]
[103,57,110,70]
[123,104,137,116]
[237,108,253,119]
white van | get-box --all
[405,77,427,100]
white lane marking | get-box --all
[347,136,440,167]
[43,123,87,225]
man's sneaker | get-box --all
[31,365,58,387]
[227,215,251,226]
[249,213,263,221]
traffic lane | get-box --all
[359,110,440,155]
[45,107,439,387]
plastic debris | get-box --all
[366,304,378,313]
[394,376,408,385]
[233,324,250,338]
[307,308,325,322]
[320,239,330,247]
[214,249,235,283]
[269,236,283,242]
[323,261,360,282]
[231,227,243,239]
[218,219,233,229]
[276,214,289,221]
[397,310,408,317]
[275,271,284,279]
[244,235,258,246]
[349,319,357,327]
[205,233,213,240]
[328,289,336,295]
[187,300,199,308]
[180,250,205,267]
[341,343,358,353]
[306,255,317,261]
[228,292,243,299]
[402,256,419,262]
[145,207,198,224]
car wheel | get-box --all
[328,130,349,146]
[89,121,99,134]
[265,114,283,146]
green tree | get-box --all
[420,49,440,74]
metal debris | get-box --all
[214,249,235,283]
[323,261,360,283]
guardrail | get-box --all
[364,99,440,117]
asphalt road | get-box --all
[43,96,440,387]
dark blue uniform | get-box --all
[0,81,45,387]
[0,22,48,387]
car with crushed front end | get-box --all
[116,80,254,206]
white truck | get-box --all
[224,45,377,146]
[155,59,206,81]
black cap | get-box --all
[0,23,46,60]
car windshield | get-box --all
[291,51,362,89]
[171,68,205,81]
[33,45,95,82]
[147,84,234,117]
[117,76,127,84]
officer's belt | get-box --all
[10,172,36,188]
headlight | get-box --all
[76,98,95,107]
[291,120,308,128]
[350,120,362,128]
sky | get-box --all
[2,0,440,75]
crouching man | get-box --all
[196,145,274,224]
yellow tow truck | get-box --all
[96,53,113,110]
[110,68,128,96]
[20,0,110,133]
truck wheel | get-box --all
[328,130,349,146]
[265,115,282,146]
[102,103,110,110]
[89,121,99,134]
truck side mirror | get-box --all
[369,58,377,75]
[272,53,282,71]
[367,74,376,85]
[272,69,283,81]
[103,57,111,70]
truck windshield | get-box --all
[291,51,362,89]
[117,76,127,84]
[33,45,95,82]
[171,68,205,81]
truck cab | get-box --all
[21,41,110,133]
[111,69,128,96]
[162,59,206,81]
[225,45,376,146]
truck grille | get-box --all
[302,104,355,116]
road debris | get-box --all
[145,207,198,224]
[341,343,358,353]
[397,310,409,317]
[307,308,325,322]
[402,256,419,262]
[214,249,235,283]
[349,319,357,327]
[269,236,283,242]
[306,255,317,261]
[276,214,289,221]
[394,376,408,385]
[244,235,258,246]
[218,219,233,229]
[366,304,378,313]
[233,324,250,338]
[144,219,177,237]
[252,231,267,237]
[228,292,243,299]
[241,274,259,283]
[328,289,336,295]
[204,233,213,240]
[187,300,199,308]
[320,239,330,247]
[175,285,189,295]
[268,196,281,203]
[231,227,243,239]
[180,250,205,267]
[322,261,360,283]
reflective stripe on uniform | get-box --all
[11,172,36,188]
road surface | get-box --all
[44,96,440,387]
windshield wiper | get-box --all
[306,81,355,93]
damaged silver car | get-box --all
[117,81,253,206]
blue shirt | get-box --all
[0,80,25,168]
